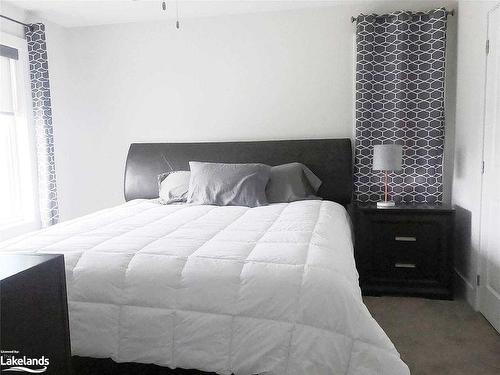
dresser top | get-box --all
[353,202,455,213]
[0,254,62,280]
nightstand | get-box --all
[353,203,455,299]
[0,254,72,374]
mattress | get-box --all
[0,199,409,375]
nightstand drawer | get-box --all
[372,221,441,252]
[370,247,440,282]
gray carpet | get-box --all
[364,297,500,375]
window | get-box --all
[0,33,39,239]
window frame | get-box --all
[0,32,40,240]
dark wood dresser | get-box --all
[0,254,72,374]
[353,203,455,299]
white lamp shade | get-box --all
[372,144,403,171]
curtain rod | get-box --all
[351,9,455,23]
[0,14,33,30]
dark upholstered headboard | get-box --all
[124,139,353,205]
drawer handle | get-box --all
[395,263,416,268]
[395,236,417,242]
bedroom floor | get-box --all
[364,297,500,375]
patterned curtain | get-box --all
[25,23,59,226]
[353,8,448,204]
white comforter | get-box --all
[0,199,409,375]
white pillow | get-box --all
[157,171,190,204]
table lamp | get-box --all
[372,144,403,208]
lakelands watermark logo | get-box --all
[0,350,49,373]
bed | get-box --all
[0,139,409,375]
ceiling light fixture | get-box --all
[176,0,180,30]
[161,1,179,30]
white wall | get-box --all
[38,1,456,221]
[452,0,500,308]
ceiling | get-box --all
[4,0,347,28]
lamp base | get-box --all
[377,201,396,208]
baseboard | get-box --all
[454,268,478,310]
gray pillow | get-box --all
[158,171,190,204]
[187,162,271,207]
[266,162,322,203]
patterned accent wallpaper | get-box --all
[353,9,448,204]
[26,23,60,226]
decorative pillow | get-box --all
[157,171,190,204]
[266,162,322,203]
[187,162,271,207]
